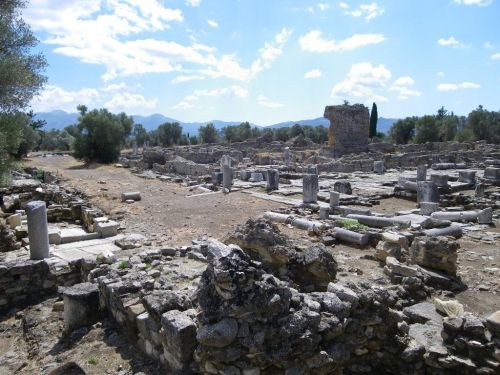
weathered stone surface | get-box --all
[324,104,369,156]
[63,282,99,333]
[404,302,443,324]
[197,318,238,348]
[485,310,500,336]
[333,180,352,195]
[225,219,337,290]
[409,236,459,275]
[26,200,50,260]
[161,310,197,370]
[303,174,319,203]
[121,191,141,202]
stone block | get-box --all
[161,310,197,371]
[409,236,459,275]
[95,220,119,238]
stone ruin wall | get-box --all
[324,104,370,156]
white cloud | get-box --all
[305,69,322,79]
[389,76,421,100]
[173,101,194,110]
[105,92,157,112]
[491,52,500,60]
[437,72,445,77]
[200,28,293,81]
[437,37,466,48]
[31,83,158,114]
[207,19,218,28]
[26,2,293,84]
[483,41,494,49]
[31,85,100,112]
[437,82,481,91]
[258,95,284,108]
[453,0,492,6]
[344,2,384,21]
[331,62,391,102]
[317,3,332,11]
[171,75,206,83]
[185,0,201,7]
[299,30,385,52]
[101,82,127,92]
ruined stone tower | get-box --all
[324,104,370,156]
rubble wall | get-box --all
[0,259,84,312]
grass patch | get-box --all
[335,218,367,230]
[87,356,98,365]
[117,260,130,269]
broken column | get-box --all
[458,170,476,184]
[475,183,485,197]
[484,167,500,182]
[333,227,370,246]
[220,154,232,167]
[133,141,138,155]
[329,191,340,208]
[307,165,318,175]
[417,165,427,181]
[303,174,318,203]
[121,192,141,202]
[284,147,291,164]
[373,161,385,174]
[319,207,330,220]
[26,201,50,260]
[222,164,232,191]
[430,174,449,188]
[478,207,493,224]
[249,172,264,182]
[266,169,279,191]
[417,181,439,203]
[420,202,439,216]
[212,172,223,185]
[63,282,99,333]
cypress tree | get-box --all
[370,102,378,138]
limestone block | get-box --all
[161,310,197,371]
[95,220,119,238]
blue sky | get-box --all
[26,0,500,124]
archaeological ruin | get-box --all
[0,106,499,375]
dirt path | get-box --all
[25,155,282,247]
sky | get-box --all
[26,0,500,125]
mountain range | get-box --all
[35,110,397,135]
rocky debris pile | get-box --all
[195,246,404,374]
[224,218,337,291]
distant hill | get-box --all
[267,117,329,129]
[34,110,79,130]
[35,110,397,135]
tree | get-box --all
[369,102,378,138]
[199,123,218,143]
[132,124,147,146]
[73,106,133,163]
[388,117,417,144]
[0,0,47,183]
[467,106,500,144]
[290,124,304,138]
[414,115,440,143]
[157,122,182,146]
[273,127,290,142]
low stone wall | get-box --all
[152,157,213,177]
[0,258,87,312]
[84,242,499,375]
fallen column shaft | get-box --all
[346,214,410,228]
